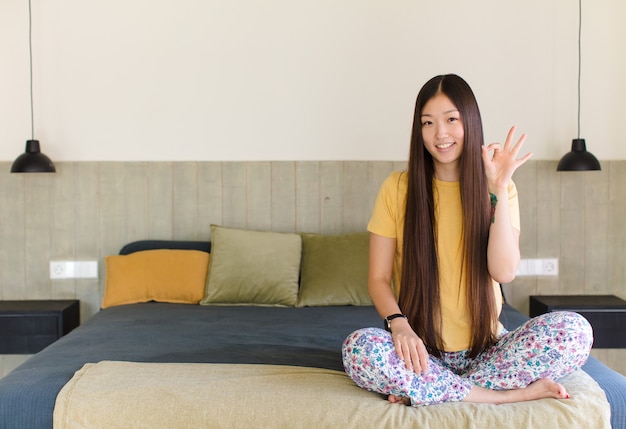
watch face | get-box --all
[384,314,406,332]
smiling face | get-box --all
[420,92,465,180]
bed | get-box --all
[0,232,624,428]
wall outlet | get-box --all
[541,258,559,275]
[50,261,67,279]
[517,258,559,276]
[50,261,98,279]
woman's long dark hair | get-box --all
[399,74,497,358]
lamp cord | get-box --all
[29,0,34,141]
[577,0,581,140]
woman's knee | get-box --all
[343,326,390,346]
[534,310,594,352]
[563,311,593,349]
[342,327,394,387]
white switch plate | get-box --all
[50,261,98,279]
[517,258,559,276]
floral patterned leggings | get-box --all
[342,311,593,406]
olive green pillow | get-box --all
[297,231,371,307]
[201,225,302,306]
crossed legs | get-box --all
[342,311,592,406]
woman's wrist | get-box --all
[388,316,410,333]
[487,183,508,196]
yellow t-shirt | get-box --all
[367,171,521,352]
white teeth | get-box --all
[437,143,454,149]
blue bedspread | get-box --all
[0,303,624,428]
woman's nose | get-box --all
[435,124,448,139]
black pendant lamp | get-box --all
[11,0,56,173]
[557,0,600,172]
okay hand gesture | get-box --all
[482,126,533,191]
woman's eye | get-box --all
[422,121,432,126]
[448,117,459,122]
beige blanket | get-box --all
[54,361,610,429]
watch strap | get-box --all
[384,313,407,332]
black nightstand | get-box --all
[529,295,626,348]
[0,300,80,354]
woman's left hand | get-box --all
[482,126,533,191]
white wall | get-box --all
[1,0,624,162]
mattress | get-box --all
[0,302,622,428]
[0,303,383,428]
[54,361,609,429]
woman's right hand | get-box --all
[390,318,429,375]
[368,233,430,375]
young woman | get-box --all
[342,74,592,406]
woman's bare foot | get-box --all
[388,378,569,406]
[516,378,570,401]
[464,378,570,405]
[388,394,411,405]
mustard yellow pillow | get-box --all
[102,249,210,309]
